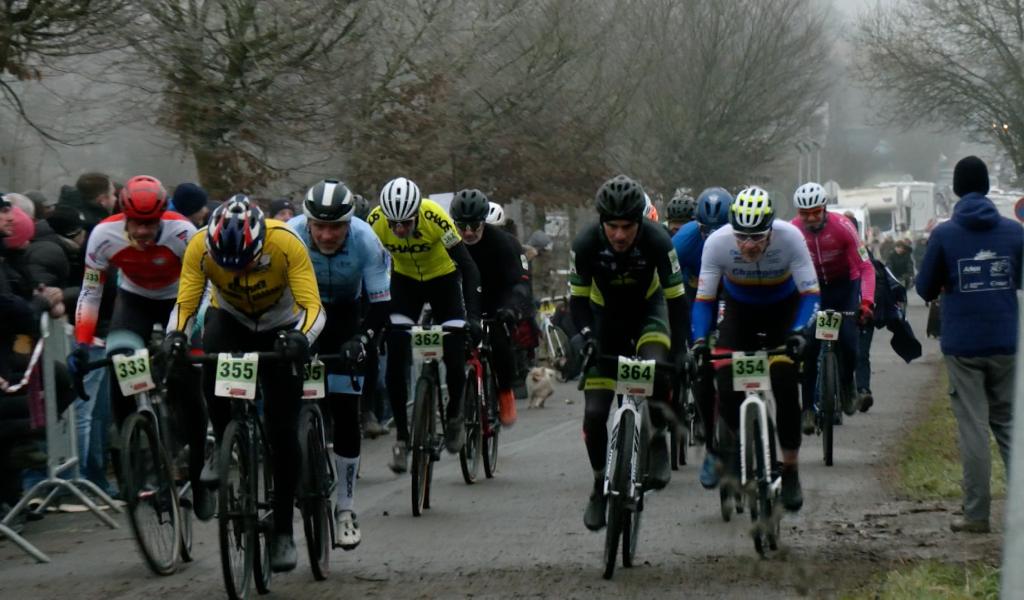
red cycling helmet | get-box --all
[120,175,168,220]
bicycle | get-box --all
[811,309,857,467]
[579,349,674,580]
[75,329,193,576]
[389,322,468,516]
[706,345,791,556]
[295,353,365,581]
[460,318,503,483]
[169,345,299,600]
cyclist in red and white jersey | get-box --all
[790,182,874,428]
[67,176,206,512]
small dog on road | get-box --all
[526,367,557,408]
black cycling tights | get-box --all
[328,393,360,458]
[201,308,302,535]
[386,329,467,443]
[582,342,671,473]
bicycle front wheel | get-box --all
[459,366,483,484]
[603,409,634,580]
[410,376,435,516]
[298,404,331,581]
[252,421,274,595]
[482,365,500,478]
[122,411,182,576]
[218,420,253,600]
[821,348,840,467]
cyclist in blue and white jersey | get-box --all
[691,187,819,511]
[289,178,391,550]
[671,187,732,488]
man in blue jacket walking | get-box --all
[916,155,1023,534]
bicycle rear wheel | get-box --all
[299,404,331,581]
[252,422,274,594]
[178,482,194,563]
[821,349,839,467]
[218,420,253,600]
[482,364,500,478]
[603,410,634,580]
[459,366,483,484]
[410,376,434,516]
[122,411,181,576]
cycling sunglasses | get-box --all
[454,220,483,231]
[387,218,416,228]
[733,231,770,242]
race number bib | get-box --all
[732,352,769,392]
[815,311,842,341]
[111,349,155,396]
[615,356,655,396]
[411,326,444,360]
[302,360,326,399]
[214,353,259,400]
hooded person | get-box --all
[25,204,87,293]
[916,155,1023,534]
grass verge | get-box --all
[841,561,1000,600]
[895,363,1006,501]
[844,362,1006,599]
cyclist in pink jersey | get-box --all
[791,182,874,428]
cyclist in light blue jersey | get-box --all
[289,178,391,550]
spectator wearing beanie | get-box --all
[170,182,210,228]
[5,207,34,250]
[25,205,87,292]
[23,190,53,220]
[916,155,1024,534]
[269,198,295,221]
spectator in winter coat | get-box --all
[888,240,915,289]
[58,173,115,233]
[24,205,86,305]
[916,155,1024,534]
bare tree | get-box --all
[0,0,127,141]
[334,0,638,204]
[110,0,367,199]
[855,0,1024,181]
[613,0,832,193]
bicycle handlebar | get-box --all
[577,348,678,391]
[386,322,469,333]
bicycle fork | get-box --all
[738,394,781,497]
[604,401,642,504]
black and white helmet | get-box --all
[304,179,354,222]
[379,177,422,221]
[793,182,827,209]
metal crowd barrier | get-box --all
[0,314,121,563]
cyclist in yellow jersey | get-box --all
[163,195,324,573]
[366,177,482,473]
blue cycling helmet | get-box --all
[696,187,733,232]
[206,194,266,270]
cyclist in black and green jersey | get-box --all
[569,174,689,531]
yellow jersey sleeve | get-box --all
[169,230,210,333]
[274,226,326,340]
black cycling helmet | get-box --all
[352,194,370,220]
[450,188,490,222]
[666,189,696,221]
[303,178,354,222]
[595,174,645,222]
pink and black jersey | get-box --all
[74,213,197,344]
[790,215,875,305]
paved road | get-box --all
[1,305,959,599]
